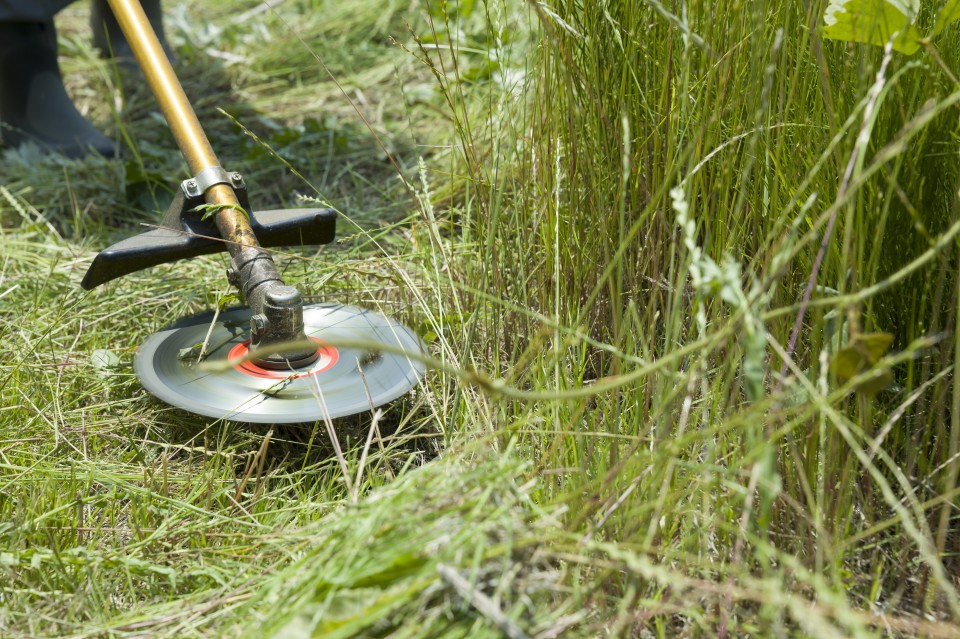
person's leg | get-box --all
[0,1,73,21]
[0,1,169,157]
[90,0,171,61]
[0,18,115,157]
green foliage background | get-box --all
[2,0,960,637]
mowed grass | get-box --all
[2,0,960,637]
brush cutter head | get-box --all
[134,303,425,423]
[80,1,425,423]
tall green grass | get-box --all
[427,0,960,631]
[2,0,960,636]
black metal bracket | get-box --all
[81,173,336,290]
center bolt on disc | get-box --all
[229,337,339,380]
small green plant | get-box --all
[190,201,249,221]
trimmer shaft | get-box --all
[82,1,426,422]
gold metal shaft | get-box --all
[104,0,259,256]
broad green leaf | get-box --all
[90,349,121,370]
[830,332,894,395]
[933,0,960,37]
[823,0,922,55]
[178,343,203,360]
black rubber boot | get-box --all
[91,0,172,62]
[0,21,115,158]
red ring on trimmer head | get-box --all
[228,337,338,379]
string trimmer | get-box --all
[82,0,424,423]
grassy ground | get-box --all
[3,0,960,636]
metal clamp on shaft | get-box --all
[181,166,244,199]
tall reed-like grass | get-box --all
[422,0,960,631]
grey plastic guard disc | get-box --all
[134,303,425,423]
